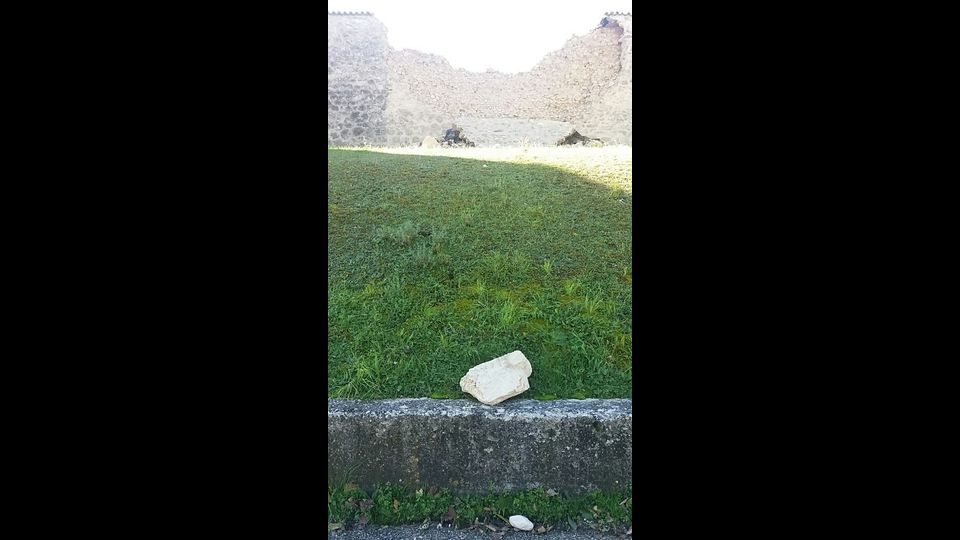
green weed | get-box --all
[563,279,582,296]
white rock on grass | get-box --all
[459,350,532,406]
[509,515,534,531]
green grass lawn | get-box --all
[328,483,632,531]
[328,147,632,399]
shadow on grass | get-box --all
[328,149,632,400]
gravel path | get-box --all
[329,525,627,540]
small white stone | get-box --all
[509,515,534,531]
[459,350,532,405]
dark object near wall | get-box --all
[557,130,604,146]
[441,126,475,147]
[443,127,461,141]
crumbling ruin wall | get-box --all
[328,13,388,146]
[573,14,632,145]
[383,51,453,148]
[384,25,623,146]
[328,12,632,147]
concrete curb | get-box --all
[328,398,632,494]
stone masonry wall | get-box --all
[574,15,632,145]
[328,12,632,146]
[384,25,623,146]
[328,13,389,146]
[454,118,576,147]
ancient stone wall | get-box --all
[454,118,576,147]
[574,14,632,145]
[384,25,623,146]
[328,12,389,146]
[328,12,632,147]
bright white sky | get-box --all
[328,0,632,74]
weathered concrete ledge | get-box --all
[328,398,632,494]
